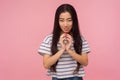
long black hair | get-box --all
[51,4,82,73]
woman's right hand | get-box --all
[59,33,66,50]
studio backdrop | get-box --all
[0,0,120,80]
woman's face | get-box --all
[59,11,73,33]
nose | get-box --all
[64,21,67,26]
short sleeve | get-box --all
[81,36,90,53]
[38,34,52,56]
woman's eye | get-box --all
[67,19,72,22]
[59,20,64,22]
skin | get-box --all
[43,12,88,69]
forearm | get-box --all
[43,49,64,69]
[67,49,88,66]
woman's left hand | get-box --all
[65,34,72,51]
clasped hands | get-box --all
[59,33,72,52]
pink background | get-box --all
[0,0,120,80]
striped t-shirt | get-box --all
[38,34,90,79]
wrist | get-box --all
[60,48,65,52]
[66,49,72,53]
[67,49,76,56]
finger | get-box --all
[60,34,66,39]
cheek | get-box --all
[70,22,73,26]
[59,22,64,29]
[69,24,73,31]
[69,22,73,29]
[59,22,62,26]
[69,26,72,31]
[67,21,73,26]
[59,21,63,26]
[59,24,63,30]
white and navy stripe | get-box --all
[38,34,90,79]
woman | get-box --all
[38,4,90,80]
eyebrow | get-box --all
[59,18,72,19]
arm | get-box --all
[42,34,67,69]
[67,49,88,66]
[65,34,88,66]
[43,49,64,69]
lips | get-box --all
[64,27,69,32]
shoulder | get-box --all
[81,35,86,42]
[43,34,53,44]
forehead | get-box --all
[59,12,72,18]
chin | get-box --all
[64,31,69,33]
